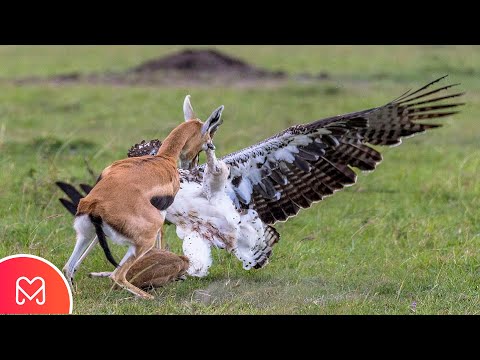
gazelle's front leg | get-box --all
[89,271,112,278]
[154,224,166,250]
[89,243,142,278]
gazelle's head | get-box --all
[179,95,224,170]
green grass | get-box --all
[0,45,479,314]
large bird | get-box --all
[57,76,464,278]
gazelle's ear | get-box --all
[202,105,224,135]
[183,95,196,121]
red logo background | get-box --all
[0,255,73,314]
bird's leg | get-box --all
[205,148,218,172]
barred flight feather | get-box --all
[219,76,464,224]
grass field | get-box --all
[0,45,479,314]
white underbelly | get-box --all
[166,183,240,249]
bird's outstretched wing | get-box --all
[57,77,464,226]
[219,76,464,224]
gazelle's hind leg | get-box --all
[73,236,98,273]
[63,215,96,291]
[110,242,155,299]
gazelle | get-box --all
[62,96,224,299]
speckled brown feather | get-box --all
[127,139,162,157]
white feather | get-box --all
[291,134,313,146]
[233,209,266,270]
[182,232,212,277]
[273,147,295,162]
[165,152,271,276]
[235,177,253,203]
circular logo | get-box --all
[0,254,73,314]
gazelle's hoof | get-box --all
[63,269,75,292]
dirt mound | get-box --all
[129,49,281,77]
[10,49,331,88]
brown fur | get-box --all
[76,120,212,299]
[126,249,189,289]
